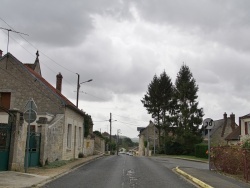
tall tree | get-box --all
[174,64,204,153]
[141,74,161,127]
[158,71,174,152]
[141,71,174,152]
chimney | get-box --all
[221,112,227,137]
[56,73,63,93]
[0,50,2,58]
[230,113,235,130]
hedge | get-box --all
[195,144,208,159]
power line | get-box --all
[0,57,69,109]
[78,91,107,101]
[0,17,76,74]
[0,26,28,54]
[0,30,60,77]
[113,114,149,122]
[117,120,141,127]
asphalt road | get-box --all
[42,155,196,188]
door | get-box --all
[0,123,11,171]
[25,132,41,167]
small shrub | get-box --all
[78,152,84,158]
[242,139,250,149]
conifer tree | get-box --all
[174,64,204,153]
[141,71,174,152]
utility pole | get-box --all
[154,124,156,155]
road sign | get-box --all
[24,99,37,112]
[24,109,37,123]
[203,118,214,130]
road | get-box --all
[42,155,199,188]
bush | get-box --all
[165,141,184,155]
[211,146,243,174]
[195,144,208,159]
[78,152,84,158]
[242,138,250,149]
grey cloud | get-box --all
[133,0,250,52]
[0,0,133,47]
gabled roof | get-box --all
[203,117,238,138]
[25,65,85,116]
[240,113,250,119]
[1,52,84,116]
[225,126,241,141]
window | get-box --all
[67,124,72,148]
[78,127,82,147]
[245,122,248,135]
[248,122,250,135]
[0,92,11,112]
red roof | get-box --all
[24,65,85,116]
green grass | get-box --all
[152,154,208,162]
[43,159,76,169]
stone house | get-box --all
[0,51,85,171]
[204,113,239,146]
[137,121,159,156]
[239,113,250,141]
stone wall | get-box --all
[8,110,26,171]
[94,135,105,154]
[83,138,94,156]
[138,134,145,156]
[37,114,65,165]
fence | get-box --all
[211,146,250,182]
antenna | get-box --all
[0,27,29,54]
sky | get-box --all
[1,0,250,138]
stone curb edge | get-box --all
[33,154,105,187]
[173,157,208,163]
[175,167,213,188]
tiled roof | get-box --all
[225,126,241,141]
[240,113,250,119]
[24,65,85,116]
[2,53,81,113]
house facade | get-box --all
[0,51,85,171]
[239,113,250,141]
[137,121,159,156]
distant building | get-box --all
[203,113,239,146]
[137,121,159,156]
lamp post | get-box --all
[76,73,92,107]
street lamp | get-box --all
[76,73,93,107]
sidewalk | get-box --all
[176,167,250,188]
[0,154,103,188]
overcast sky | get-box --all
[1,0,250,138]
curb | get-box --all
[34,154,104,187]
[175,167,213,188]
[173,157,208,163]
